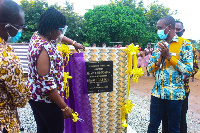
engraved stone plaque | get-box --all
[86,61,113,93]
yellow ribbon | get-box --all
[72,111,79,122]
[57,44,81,123]
[121,99,134,129]
[121,44,143,132]
[0,37,3,43]
[57,44,73,99]
[132,68,144,83]
[57,43,73,66]
[64,72,72,99]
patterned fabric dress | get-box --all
[144,48,153,67]
[0,37,31,133]
[137,52,143,67]
[27,32,64,103]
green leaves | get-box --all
[19,0,48,42]
[19,0,85,43]
[18,0,174,48]
[84,3,149,47]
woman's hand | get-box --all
[73,42,85,52]
[61,36,85,52]
[63,107,73,119]
[46,89,73,119]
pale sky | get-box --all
[14,0,200,40]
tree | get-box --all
[20,0,48,42]
[84,3,152,47]
[144,2,175,33]
[19,0,85,43]
[109,0,136,8]
[56,2,86,43]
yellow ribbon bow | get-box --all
[121,44,143,132]
[121,99,135,129]
[57,44,73,99]
[132,68,144,83]
[72,111,79,122]
[58,44,82,123]
[57,43,73,66]
[64,72,72,99]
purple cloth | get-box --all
[63,53,93,133]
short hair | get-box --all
[38,7,66,37]
[160,15,175,29]
[175,20,184,29]
[0,0,23,23]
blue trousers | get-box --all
[148,96,183,133]
[162,93,189,133]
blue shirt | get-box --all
[147,35,193,100]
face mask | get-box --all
[157,25,170,40]
[59,25,68,36]
[176,30,183,37]
[56,25,68,43]
[7,29,22,43]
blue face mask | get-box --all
[59,25,68,35]
[157,25,170,40]
[7,29,22,43]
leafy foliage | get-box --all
[19,0,85,43]
[55,2,86,43]
[18,0,175,48]
[144,2,174,33]
[84,2,158,47]
[20,0,48,42]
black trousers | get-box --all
[162,93,189,133]
[3,128,8,133]
[29,100,64,133]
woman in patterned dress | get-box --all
[0,0,31,132]
[137,47,143,68]
[27,7,84,133]
[144,43,153,76]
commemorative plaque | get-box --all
[85,61,113,93]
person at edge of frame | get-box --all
[147,15,193,133]
[0,0,31,132]
[162,20,199,133]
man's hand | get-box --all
[158,41,171,61]
[155,55,162,67]
[73,43,85,52]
